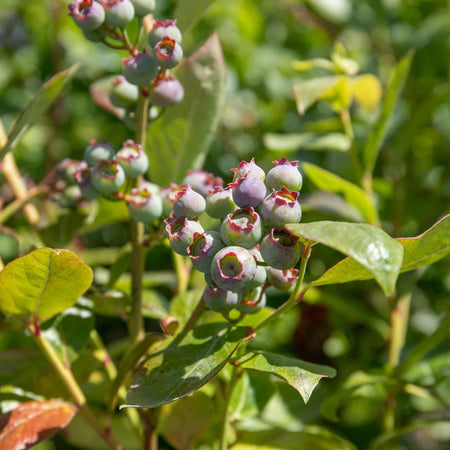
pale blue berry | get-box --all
[164,213,204,256]
[68,0,105,31]
[260,228,302,270]
[130,0,155,17]
[152,77,184,108]
[154,37,183,69]
[101,0,134,28]
[123,51,158,86]
[204,286,239,315]
[220,206,262,250]
[83,140,116,167]
[117,140,149,178]
[110,76,139,109]
[266,158,303,192]
[127,188,162,223]
[205,187,236,219]
[148,20,182,46]
[229,175,266,208]
[259,187,302,228]
[231,158,265,182]
[173,185,206,219]
[183,170,223,198]
[91,160,125,193]
[187,231,225,273]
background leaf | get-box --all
[287,221,404,295]
[124,322,249,408]
[237,351,336,403]
[0,400,77,449]
[264,132,351,153]
[311,214,450,288]
[0,65,79,161]
[174,0,218,33]
[146,33,226,186]
[0,248,93,323]
[351,74,383,112]
[292,76,338,115]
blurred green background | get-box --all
[0,0,449,449]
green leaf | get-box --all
[363,51,414,174]
[264,132,351,153]
[292,76,338,115]
[123,322,250,408]
[236,351,336,403]
[311,214,450,289]
[287,221,404,295]
[0,65,79,162]
[169,289,204,330]
[302,162,379,224]
[146,33,226,186]
[0,248,93,323]
[174,0,218,33]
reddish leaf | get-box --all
[0,400,77,450]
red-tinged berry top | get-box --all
[118,140,141,161]
[155,37,176,60]
[97,160,120,179]
[228,207,259,233]
[272,157,298,167]
[128,188,152,207]
[153,19,177,29]
[272,187,299,205]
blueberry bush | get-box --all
[0,1,449,449]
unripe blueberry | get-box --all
[73,164,101,199]
[248,244,264,263]
[236,287,267,314]
[210,246,257,292]
[183,170,223,198]
[267,267,299,291]
[123,51,158,86]
[231,158,265,182]
[266,158,303,192]
[140,180,160,194]
[187,231,225,273]
[260,228,302,270]
[204,272,216,287]
[83,140,116,167]
[161,183,184,217]
[91,160,125,193]
[130,0,155,17]
[205,187,236,219]
[246,264,267,290]
[110,76,139,109]
[164,213,204,256]
[151,76,184,108]
[100,0,134,28]
[154,37,183,69]
[117,140,149,178]
[68,0,105,31]
[220,206,262,250]
[148,20,182,47]
[57,158,85,184]
[260,187,302,228]
[59,185,83,208]
[173,185,206,219]
[127,188,162,223]
[204,286,239,315]
[229,175,266,208]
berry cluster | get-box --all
[164,158,304,319]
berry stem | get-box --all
[254,245,312,332]
[218,367,240,450]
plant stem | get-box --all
[173,253,190,295]
[30,325,122,450]
[254,245,312,332]
[219,367,240,450]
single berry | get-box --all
[59,185,83,208]
[267,267,299,291]
[152,76,184,108]
[154,37,183,69]
[246,264,267,290]
[140,180,160,194]
[183,170,223,198]
[231,158,265,182]
[91,160,125,193]
[130,0,155,16]
[248,244,264,263]
[57,158,85,184]
[68,0,105,31]
[83,140,116,166]
[205,187,236,219]
[260,228,302,270]
[229,175,266,208]
[204,272,216,287]
[110,76,139,109]
[204,286,239,315]
[117,140,149,178]
[73,164,101,199]
[148,20,182,46]
[100,0,134,28]
[127,188,162,223]
[259,187,302,228]
[173,185,206,219]
[161,183,184,217]
[164,213,204,256]
[187,231,225,273]
[123,51,158,86]
[266,158,303,192]
[210,246,257,292]
[220,206,262,250]
[236,287,267,314]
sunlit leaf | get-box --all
[237,351,336,403]
[287,221,403,295]
[264,132,351,152]
[321,76,353,112]
[311,214,450,289]
[292,76,338,115]
[352,74,383,112]
[0,248,93,323]
[174,0,218,32]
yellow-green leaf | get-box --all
[352,74,383,112]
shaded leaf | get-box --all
[351,74,383,112]
[0,65,79,161]
[292,76,338,115]
[311,214,450,289]
[0,248,93,323]
[363,51,414,173]
[142,290,170,320]
[302,162,379,224]
[264,132,351,153]
[287,221,403,295]
[124,322,250,408]
[236,351,336,403]
[174,0,218,33]
[0,400,77,449]
[147,33,226,186]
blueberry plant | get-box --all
[0,1,449,450]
